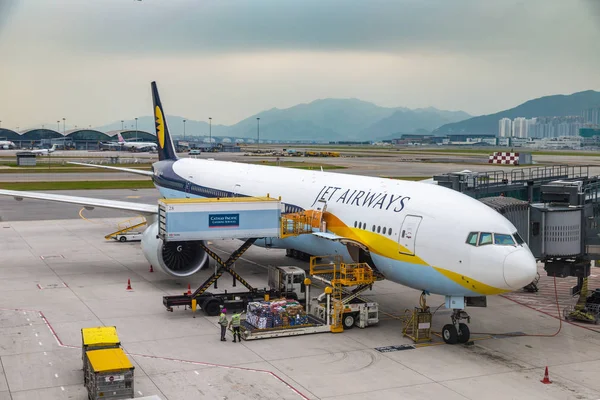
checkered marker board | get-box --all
[489,152,520,165]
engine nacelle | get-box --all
[141,222,209,277]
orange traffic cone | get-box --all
[126,279,132,291]
[187,284,192,295]
[149,265,154,273]
[540,366,552,384]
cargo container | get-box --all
[81,326,121,383]
[158,197,282,241]
[81,326,120,360]
[85,348,134,400]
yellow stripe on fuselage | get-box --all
[319,211,507,295]
[432,267,510,295]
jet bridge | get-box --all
[434,165,600,294]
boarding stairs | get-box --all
[104,217,147,240]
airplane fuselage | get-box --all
[151,157,537,298]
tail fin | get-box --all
[117,132,125,143]
[151,81,178,161]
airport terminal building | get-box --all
[0,128,156,150]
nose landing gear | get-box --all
[442,309,471,344]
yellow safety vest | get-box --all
[231,313,241,327]
[219,313,228,326]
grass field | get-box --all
[384,176,430,181]
[247,161,346,169]
[0,180,155,191]
[0,163,153,173]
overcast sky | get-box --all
[0,0,599,130]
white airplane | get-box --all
[0,140,15,149]
[0,82,537,344]
[117,132,157,152]
[30,144,57,155]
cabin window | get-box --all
[478,232,492,246]
[376,226,380,233]
[372,225,376,232]
[513,232,525,245]
[466,232,478,246]
[354,221,357,228]
[388,228,392,235]
[383,227,386,235]
[494,234,515,246]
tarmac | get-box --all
[2,195,600,399]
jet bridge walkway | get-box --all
[160,196,320,315]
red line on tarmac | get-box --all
[0,307,310,399]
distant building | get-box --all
[498,118,512,137]
[512,117,528,138]
[583,107,600,125]
[527,116,585,138]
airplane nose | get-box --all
[503,248,538,289]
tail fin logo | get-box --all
[155,105,165,149]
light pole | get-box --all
[62,118,66,134]
[57,120,60,131]
[135,118,138,141]
[121,120,124,131]
[256,117,260,152]
[209,117,212,149]
[0,120,2,129]
[183,119,186,140]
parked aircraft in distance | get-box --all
[117,132,157,152]
[0,140,15,149]
[0,82,537,344]
[30,144,57,155]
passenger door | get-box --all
[398,215,423,256]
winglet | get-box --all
[151,81,178,161]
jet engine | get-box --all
[141,222,209,277]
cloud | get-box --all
[0,0,16,33]
[4,0,598,58]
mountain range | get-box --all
[433,90,600,135]
[60,89,600,141]
[92,98,471,141]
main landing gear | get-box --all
[442,309,471,344]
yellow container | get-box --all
[86,348,133,373]
[81,326,121,383]
[85,348,135,400]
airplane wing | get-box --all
[0,189,157,215]
[68,162,154,177]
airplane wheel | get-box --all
[457,323,471,343]
[442,324,458,344]
[342,313,355,330]
[119,236,127,242]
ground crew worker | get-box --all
[219,308,228,341]
[229,311,242,343]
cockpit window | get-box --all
[513,232,525,245]
[466,232,478,246]
[478,232,492,246]
[494,234,515,246]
